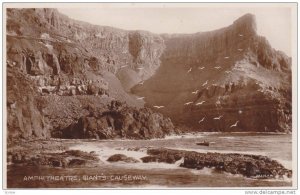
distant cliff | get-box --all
[6,8,292,140]
[132,14,291,132]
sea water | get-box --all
[7,132,293,188]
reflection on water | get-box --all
[7,132,293,188]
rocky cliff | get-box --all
[7,67,49,140]
[133,14,292,132]
[52,101,175,140]
[6,8,170,140]
[6,8,292,140]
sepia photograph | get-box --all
[2,2,298,190]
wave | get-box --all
[154,133,205,140]
[69,144,148,162]
[69,143,293,184]
[266,175,293,183]
[246,175,292,183]
[174,157,184,166]
[70,142,291,169]
[189,167,214,175]
[69,143,190,170]
[219,136,236,140]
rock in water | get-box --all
[141,148,292,179]
[107,154,139,163]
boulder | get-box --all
[50,158,62,167]
[63,150,98,161]
[140,156,159,163]
[141,153,181,164]
[107,154,139,163]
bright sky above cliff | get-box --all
[58,4,295,56]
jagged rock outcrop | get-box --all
[141,148,292,179]
[107,154,139,163]
[51,101,175,139]
[8,149,100,168]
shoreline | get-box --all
[6,133,292,188]
[47,131,290,142]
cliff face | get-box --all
[132,14,292,132]
[7,68,50,140]
[6,8,169,140]
[6,8,292,140]
[7,8,165,90]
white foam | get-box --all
[69,138,292,174]
[174,157,184,166]
[223,131,288,135]
[164,147,292,171]
[69,143,189,170]
[224,172,244,178]
[69,144,148,163]
[200,132,222,135]
[163,133,205,140]
[189,167,213,175]
[247,175,292,183]
[219,136,236,140]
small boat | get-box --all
[196,141,210,146]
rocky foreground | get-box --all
[7,140,292,180]
[140,148,292,179]
[7,140,100,168]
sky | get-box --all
[58,4,294,56]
